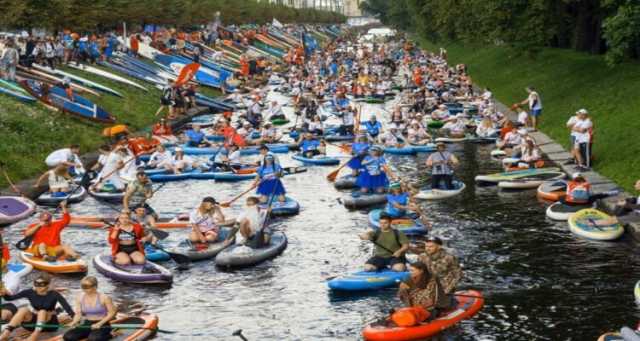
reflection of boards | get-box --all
[3,263,33,295]
[20,252,87,274]
[10,313,159,341]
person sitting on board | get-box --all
[337,106,355,136]
[164,148,196,174]
[130,205,159,237]
[152,117,173,137]
[33,163,73,196]
[307,114,324,136]
[227,196,271,249]
[45,144,84,176]
[504,138,543,169]
[63,276,117,341]
[381,125,405,148]
[123,171,156,218]
[24,201,79,262]
[108,211,154,266]
[425,142,459,190]
[188,197,229,244]
[0,273,75,341]
[147,144,172,169]
[90,145,111,174]
[496,126,523,152]
[357,146,396,194]
[384,181,420,220]
[441,114,467,138]
[395,262,448,325]
[430,104,450,121]
[266,100,285,121]
[185,124,213,148]
[348,134,370,177]
[259,122,279,144]
[362,115,383,142]
[407,120,431,145]
[254,154,286,203]
[415,236,463,304]
[298,132,325,158]
[475,117,497,138]
[237,121,259,145]
[359,212,409,272]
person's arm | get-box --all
[68,297,83,327]
[0,287,29,301]
[122,186,134,211]
[34,171,49,188]
[24,222,44,237]
[358,230,374,241]
[56,291,75,317]
[393,233,411,258]
[214,205,226,222]
[93,295,117,329]
[60,202,70,226]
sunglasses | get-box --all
[34,281,49,287]
[81,284,95,289]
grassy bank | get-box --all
[419,38,640,191]
[0,66,219,191]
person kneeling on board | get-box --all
[226,197,271,248]
[359,212,409,272]
[297,132,326,158]
[24,201,79,262]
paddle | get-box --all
[326,156,357,182]
[220,182,258,208]
[233,329,249,341]
[0,162,25,196]
[6,322,176,334]
[587,218,605,231]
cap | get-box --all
[202,196,218,204]
[572,172,584,180]
[436,141,446,147]
[370,145,382,152]
[577,108,589,115]
[425,236,443,245]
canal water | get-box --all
[4,97,639,341]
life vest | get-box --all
[128,137,161,156]
[103,124,129,137]
[391,306,430,327]
[566,181,591,204]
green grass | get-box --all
[0,64,220,190]
[418,38,640,192]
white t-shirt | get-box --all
[229,150,242,164]
[235,208,267,244]
[566,116,578,137]
[189,208,218,232]
[573,118,593,144]
[503,132,522,146]
[517,110,528,125]
[528,91,542,110]
[149,150,172,166]
[45,148,81,168]
[342,111,355,126]
[443,120,466,134]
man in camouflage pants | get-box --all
[417,236,462,308]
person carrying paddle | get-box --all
[108,212,154,266]
[189,197,232,244]
[416,236,462,301]
[357,146,395,194]
[395,262,448,325]
[254,154,286,203]
[63,276,117,341]
[0,273,74,341]
[94,146,129,192]
[425,142,459,190]
[359,212,409,272]
[24,201,79,262]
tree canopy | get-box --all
[360,0,640,64]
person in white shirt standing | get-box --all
[571,109,593,171]
[518,86,542,131]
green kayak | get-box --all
[270,118,290,126]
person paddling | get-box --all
[347,134,370,177]
[63,276,117,341]
[425,142,459,190]
[359,212,409,272]
[227,197,271,248]
[108,212,154,266]
[254,154,286,203]
[24,201,79,262]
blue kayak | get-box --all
[145,244,170,262]
[368,209,428,236]
[328,270,410,291]
[21,79,115,123]
[292,154,340,166]
[148,169,195,182]
[259,196,300,216]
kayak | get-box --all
[334,175,357,190]
[328,270,410,291]
[497,172,565,189]
[12,313,159,341]
[568,208,624,241]
[215,231,287,268]
[342,192,387,210]
[415,181,466,200]
[31,63,123,97]
[66,62,148,91]
[368,209,428,236]
[2,263,33,295]
[88,186,125,202]
[0,196,36,226]
[537,180,567,201]
[0,78,36,102]
[362,290,484,341]
[93,254,173,284]
[475,167,562,184]
[21,79,116,123]
[20,251,88,274]
[259,196,300,216]
[168,228,233,261]
[546,202,595,221]
[36,186,87,206]
[292,154,340,165]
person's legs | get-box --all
[444,174,454,190]
[63,320,93,341]
[114,252,132,266]
[129,251,146,265]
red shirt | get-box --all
[28,213,70,247]
[108,223,145,256]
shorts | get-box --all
[117,244,139,255]
[23,313,59,332]
[27,245,62,258]
[530,108,542,117]
[1,303,18,316]
[366,255,406,270]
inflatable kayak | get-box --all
[568,208,624,241]
[328,270,409,291]
[334,175,357,190]
[342,192,387,210]
[497,172,565,189]
[145,244,170,262]
[215,231,287,268]
[88,187,125,202]
[368,209,428,236]
[292,154,340,165]
[0,196,36,226]
[259,196,300,216]
[546,202,595,221]
[2,263,33,295]
[415,181,465,200]
[93,254,173,284]
[475,167,562,185]
[537,180,567,201]
[168,228,233,261]
[20,251,88,274]
[36,186,88,206]
[362,290,484,341]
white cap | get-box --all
[572,172,583,179]
[576,108,589,115]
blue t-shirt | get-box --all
[258,164,282,180]
[301,139,320,152]
[364,121,382,136]
[386,192,409,217]
[363,155,386,176]
[186,130,205,144]
[352,142,370,156]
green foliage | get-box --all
[603,1,640,64]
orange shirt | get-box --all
[130,36,139,52]
[28,213,70,247]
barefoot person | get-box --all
[24,201,79,262]
[189,197,233,244]
[518,86,542,131]
[359,212,409,272]
[63,276,117,341]
[108,212,153,266]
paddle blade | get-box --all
[149,228,169,240]
[167,251,191,265]
[15,236,33,251]
[220,202,231,208]
[326,168,340,182]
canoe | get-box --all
[88,187,125,202]
[36,186,87,206]
[259,196,300,216]
[567,208,624,241]
[215,231,287,268]
[0,196,36,226]
[20,251,88,274]
[415,181,466,200]
[334,175,357,190]
[498,172,565,189]
[362,290,485,341]
[67,62,148,91]
[475,167,562,184]
[0,78,36,102]
[342,192,387,210]
[167,228,233,261]
[292,154,340,165]
[368,209,428,236]
[31,63,122,97]
[21,79,116,123]
[14,313,159,341]
[93,254,173,284]
[3,263,33,295]
[328,270,409,291]
[537,180,567,201]
[546,202,595,221]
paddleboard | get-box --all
[67,63,148,91]
[32,63,122,97]
[567,208,624,241]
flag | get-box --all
[175,63,200,86]
[272,18,284,28]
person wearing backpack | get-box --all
[359,212,409,272]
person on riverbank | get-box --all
[517,86,542,131]
[63,276,117,341]
[24,201,79,262]
[189,197,232,244]
[45,145,84,175]
[416,236,462,298]
[426,142,459,190]
[568,109,593,171]
[359,212,409,272]
[0,39,19,81]
[0,273,75,341]
[108,211,153,266]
